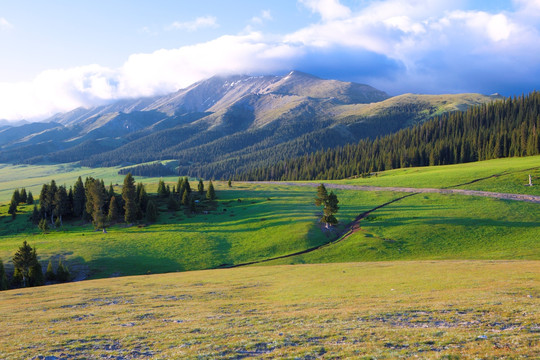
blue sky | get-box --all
[1,0,539,120]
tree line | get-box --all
[234,92,540,181]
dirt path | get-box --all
[227,179,539,268]
[247,181,540,203]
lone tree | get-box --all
[12,241,43,287]
[314,184,339,228]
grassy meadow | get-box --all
[0,261,538,359]
[0,157,539,279]
[333,155,540,195]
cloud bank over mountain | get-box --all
[1,0,539,120]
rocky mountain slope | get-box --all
[0,71,500,175]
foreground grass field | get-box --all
[0,261,537,359]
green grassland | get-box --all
[0,182,399,277]
[0,261,538,359]
[333,155,540,195]
[0,157,539,279]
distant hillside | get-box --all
[0,71,500,174]
[235,92,540,181]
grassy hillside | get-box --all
[0,261,537,359]
[0,157,538,280]
[333,155,540,196]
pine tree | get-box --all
[72,176,86,218]
[20,188,27,204]
[56,260,70,282]
[53,186,69,227]
[122,173,138,224]
[157,179,168,198]
[0,259,8,290]
[89,180,106,230]
[12,189,20,204]
[167,194,179,211]
[321,191,339,228]
[198,179,204,195]
[228,178,232,187]
[184,177,191,193]
[107,196,119,223]
[45,259,55,282]
[12,241,40,287]
[26,191,34,205]
[31,205,40,224]
[146,200,158,223]
[314,184,328,207]
[206,180,216,200]
[8,199,17,220]
[182,190,189,206]
[38,219,49,233]
[137,184,148,213]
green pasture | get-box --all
[0,182,398,278]
[334,155,540,195]
[0,261,537,359]
[267,192,540,265]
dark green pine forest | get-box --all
[233,92,540,181]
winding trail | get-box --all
[226,180,539,268]
[247,181,540,204]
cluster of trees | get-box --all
[7,187,34,219]
[234,92,540,181]
[153,177,216,219]
[118,162,176,177]
[0,241,69,291]
[314,184,339,228]
[29,174,218,230]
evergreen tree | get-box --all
[47,180,58,224]
[0,259,8,290]
[177,177,184,195]
[12,189,20,204]
[53,186,69,227]
[89,180,106,230]
[45,259,55,282]
[189,197,196,213]
[72,176,86,218]
[321,191,339,228]
[198,179,204,195]
[20,188,27,204]
[8,199,17,220]
[56,260,70,282]
[11,268,23,288]
[181,190,190,206]
[26,191,34,205]
[38,219,49,233]
[39,184,50,220]
[12,241,40,287]
[28,251,44,287]
[122,173,138,224]
[183,177,191,193]
[167,194,179,211]
[228,178,232,187]
[206,180,216,200]
[146,200,158,223]
[107,196,119,223]
[314,184,328,207]
[157,179,168,198]
[138,185,148,212]
[31,205,40,224]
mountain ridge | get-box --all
[0,71,501,173]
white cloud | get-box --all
[168,16,219,32]
[251,10,273,24]
[0,17,13,30]
[1,0,540,121]
[299,0,351,21]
